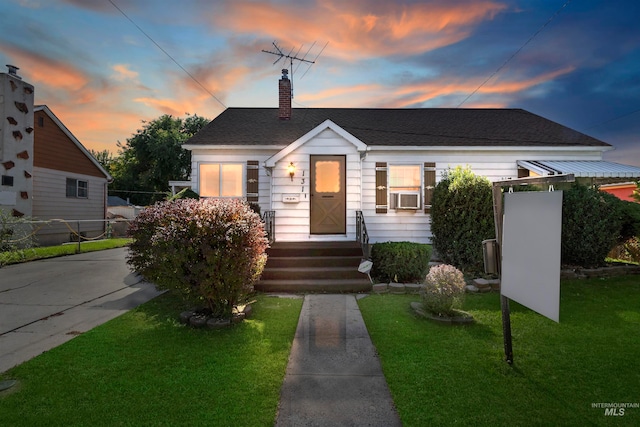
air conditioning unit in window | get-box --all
[391,192,421,210]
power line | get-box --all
[457,0,572,108]
[107,0,226,110]
[585,107,640,130]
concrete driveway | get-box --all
[0,247,163,373]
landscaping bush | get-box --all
[370,241,432,283]
[421,264,466,316]
[430,166,494,273]
[127,198,268,318]
[561,183,624,268]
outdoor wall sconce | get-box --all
[287,162,296,181]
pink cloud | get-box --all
[0,43,90,91]
[214,0,508,59]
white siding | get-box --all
[32,167,107,245]
[270,129,361,241]
[359,148,605,244]
[189,140,606,245]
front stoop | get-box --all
[256,241,372,293]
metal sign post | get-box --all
[491,174,574,364]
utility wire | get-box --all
[457,0,572,108]
[585,107,640,130]
[107,0,226,110]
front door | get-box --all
[310,155,346,234]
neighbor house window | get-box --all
[199,163,243,197]
[66,178,88,198]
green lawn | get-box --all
[0,293,302,426]
[2,276,638,426]
[0,238,131,266]
[358,276,640,426]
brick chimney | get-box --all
[278,69,292,120]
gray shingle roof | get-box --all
[184,108,610,148]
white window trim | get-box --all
[66,178,88,199]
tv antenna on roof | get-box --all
[262,41,328,98]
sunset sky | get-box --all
[1,0,639,167]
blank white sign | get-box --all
[501,191,563,322]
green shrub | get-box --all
[615,198,640,242]
[167,187,200,201]
[430,166,494,273]
[561,183,623,268]
[127,198,268,318]
[421,264,466,316]
[370,241,432,283]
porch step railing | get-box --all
[261,210,275,243]
[356,210,370,259]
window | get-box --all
[389,165,422,210]
[389,165,421,192]
[1,175,14,187]
[199,163,243,197]
[66,178,88,198]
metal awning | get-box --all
[517,160,640,178]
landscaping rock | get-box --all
[372,283,388,294]
[241,304,253,319]
[232,312,246,324]
[207,318,231,329]
[179,311,196,324]
[465,285,479,293]
[389,283,406,294]
[404,283,423,294]
[410,301,474,325]
[473,278,492,290]
[189,315,208,328]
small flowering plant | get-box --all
[421,264,466,317]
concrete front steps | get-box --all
[255,241,372,293]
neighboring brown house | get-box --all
[0,66,111,245]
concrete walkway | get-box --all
[0,248,163,373]
[276,294,402,426]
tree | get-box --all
[109,114,209,205]
[633,181,640,203]
[88,149,115,170]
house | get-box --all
[1,66,112,246]
[600,182,638,203]
[184,69,640,245]
[107,196,141,220]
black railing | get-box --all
[261,210,275,243]
[356,210,370,259]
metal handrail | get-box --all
[355,210,370,259]
[261,210,275,243]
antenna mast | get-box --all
[262,41,315,98]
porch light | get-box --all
[287,162,296,181]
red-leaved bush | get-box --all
[127,198,268,317]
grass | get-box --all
[358,276,640,426]
[0,292,302,426]
[0,238,131,266]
